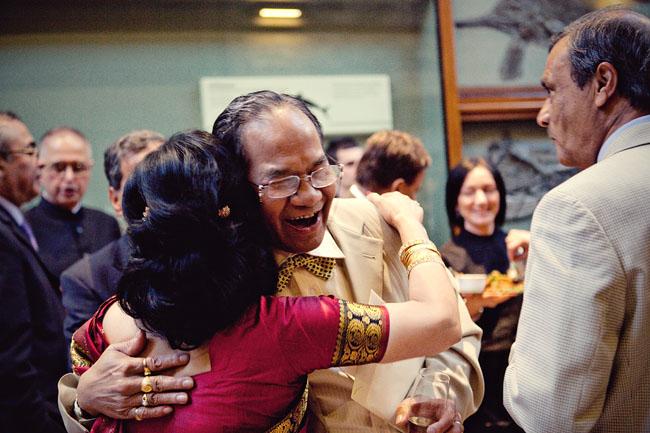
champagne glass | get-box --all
[407,369,450,433]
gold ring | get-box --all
[134,406,145,421]
[141,376,153,393]
[142,393,151,407]
[143,358,151,376]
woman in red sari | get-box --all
[71,130,460,433]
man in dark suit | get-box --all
[26,127,121,278]
[61,130,164,348]
[0,111,67,433]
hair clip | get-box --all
[142,206,150,221]
[217,205,230,218]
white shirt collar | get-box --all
[598,114,650,162]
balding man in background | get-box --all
[0,111,66,433]
[26,127,120,278]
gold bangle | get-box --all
[399,240,439,265]
[405,250,438,271]
[400,242,441,267]
[407,252,444,277]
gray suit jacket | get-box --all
[504,119,650,432]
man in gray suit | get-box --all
[503,8,650,432]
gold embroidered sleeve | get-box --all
[70,338,94,372]
[330,300,389,366]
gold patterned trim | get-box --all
[331,300,387,366]
[70,338,93,371]
[266,381,309,433]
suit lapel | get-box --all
[0,206,34,252]
[0,206,59,293]
[328,216,384,303]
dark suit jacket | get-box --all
[26,199,121,278]
[0,206,67,433]
[61,235,131,347]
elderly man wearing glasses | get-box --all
[61,92,482,433]
[0,111,67,433]
[26,126,120,278]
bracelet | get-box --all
[400,244,441,268]
[406,250,443,276]
[73,398,97,422]
[399,240,441,267]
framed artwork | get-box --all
[437,0,650,166]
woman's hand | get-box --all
[367,191,424,234]
[505,229,531,262]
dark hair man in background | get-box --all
[325,136,363,198]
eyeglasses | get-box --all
[1,142,37,158]
[253,164,342,200]
[39,161,93,175]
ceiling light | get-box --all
[259,8,303,19]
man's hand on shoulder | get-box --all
[76,331,194,420]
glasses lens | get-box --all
[49,161,90,174]
[311,165,341,188]
[267,176,300,199]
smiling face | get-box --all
[456,166,500,236]
[537,37,604,169]
[242,105,336,254]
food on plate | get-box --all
[482,271,524,298]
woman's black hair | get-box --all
[118,130,277,350]
[445,157,507,235]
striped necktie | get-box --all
[277,254,335,292]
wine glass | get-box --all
[407,369,451,433]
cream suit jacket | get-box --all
[58,197,483,433]
[503,119,650,432]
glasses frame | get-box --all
[39,160,94,175]
[252,164,343,200]
[1,141,37,159]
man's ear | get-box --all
[594,61,618,108]
[390,178,406,193]
[108,186,122,218]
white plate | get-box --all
[456,274,487,294]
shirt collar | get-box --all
[41,193,83,214]
[598,114,650,162]
[349,183,369,200]
[273,229,345,265]
[0,195,26,226]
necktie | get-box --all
[19,220,39,251]
[277,254,335,292]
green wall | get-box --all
[0,3,451,244]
